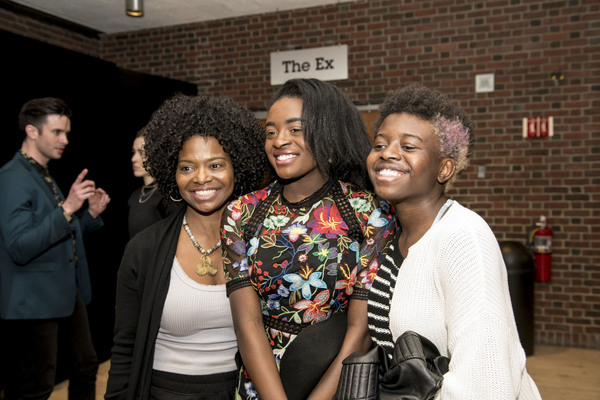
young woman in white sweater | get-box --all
[366,83,542,399]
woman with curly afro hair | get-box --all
[106,94,270,400]
[221,79,396,400]
[363,83,542,399]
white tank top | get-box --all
[153,257,238,375]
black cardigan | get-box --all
[105,206,185,399]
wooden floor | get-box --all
[525,345,600,400]
[49,345,600,400]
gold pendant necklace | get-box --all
[182,215,221,276]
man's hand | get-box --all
[61,169,98,216]
[87,187,111,219]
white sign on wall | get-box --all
[270,45,348,85]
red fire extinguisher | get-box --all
[529,216,553,282]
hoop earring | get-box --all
[169,195,182,202]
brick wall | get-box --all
[0,8,100,57]
[1,0,598,349]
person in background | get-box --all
[128,128,179,239]
[221,78,395,400]
[0,97,110,400]
[105,94,270,400]
[366,83,542,399]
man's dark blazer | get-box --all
[0,152,103,320]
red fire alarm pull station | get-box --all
[522,117,554,138]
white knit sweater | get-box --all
[368,201,542,400]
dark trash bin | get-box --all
[499,241,535,356]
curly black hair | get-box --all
[271,79,371,189]
[143,94,270,202]
[376,83,474,191]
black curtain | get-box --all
[0,30,197,378]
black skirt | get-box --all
[150,369,237,400]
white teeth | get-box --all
[378,169,402,177]
[276,154,296,161]
[194,190,216,196]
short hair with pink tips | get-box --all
[375,83,474,192]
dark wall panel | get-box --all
[0,30,197,368]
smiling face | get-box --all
[264,97,326,190]
[176,135,234,215]
[367,113,452,207]
[25,114,70,167]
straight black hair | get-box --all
[271,79,371,189]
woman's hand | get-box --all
[229,286,289,400]
[307,299,372,400]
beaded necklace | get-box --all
[182,215,221,276]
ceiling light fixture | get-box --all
[126,0,144,17]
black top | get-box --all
[127,184,180,238]
[105,206,185,399]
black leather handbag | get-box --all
[334,331,450,400]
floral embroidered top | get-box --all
[221,178,395,330]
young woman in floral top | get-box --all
[221,78,396,400]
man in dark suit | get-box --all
[0,97,110,399]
